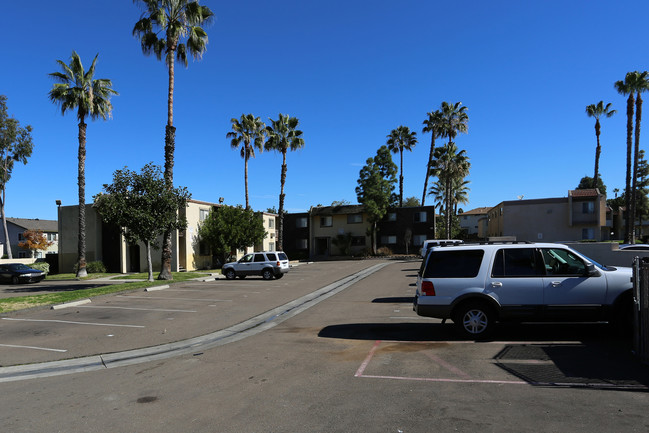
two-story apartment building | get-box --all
[459,207,490,239]
[0,218,58,259]
[486,189,608,242]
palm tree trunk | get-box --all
[632,93,643,243]
[593,120,601,187]
[422,136,435,206]
[278,152,288,251]
[1,179,12,259]
[244,145,250,210]
[624,94,635,244]
[77,120,87,278]
[399,150,404,207]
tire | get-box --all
[224,269,236,280]
[238,275,246,279]
[262,268,274,280]
[11,276,19,285]
[454,302,495,339]
[275,273,284,279]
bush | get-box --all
[72,261,107,274]
[29,262,50,274]
[376,247,393,256]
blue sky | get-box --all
[2,0,648,221]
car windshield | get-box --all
[8,264,31,271]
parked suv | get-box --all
[413,242,634,338]
[222,251,290,280]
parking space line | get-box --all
[117,295,232,302]
[77,306,198,313]
[424,352,472,379]
[2,318,144,328]
[0,344,67,353]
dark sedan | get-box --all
[0,263,46,284]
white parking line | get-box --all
[0,344,67,353]
[117,295,232,302]
[77,306,198,313]
[2,318,144,328]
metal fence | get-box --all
[632,257,649,364]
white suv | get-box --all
[222,251,290,280]
[413,242,634,338]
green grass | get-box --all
[0,272,212,314]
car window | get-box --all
[278,253,288,261]
[492,248,543,277]
[240,254,253,263]
[266,253,277,261]
[423,250,484,278]
[254,254,266,262]
[541,248,587,276]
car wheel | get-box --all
[275,273,284,279]
[454,302,495,339]
[262,268,274,280]
[238,275,246,279]
[224,269,236,280]
[11,276,19,285]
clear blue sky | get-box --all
[2,0,648,221]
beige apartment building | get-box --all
[487,189,608,242]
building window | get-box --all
[199,208,210,222]
[297,239,308,249]
[380,235,397,244]
[268,218,275,229]
[582,228,594,240]
[18,233,24,241]
[47,233,58,241]
[269,242,275,251]
[413,234,426,247]
[582,202,595,214]
[347,213,363,224]
[320,216,333,227]
[414,212,427,223]
[296,217,308,228]
[387,212,397,221]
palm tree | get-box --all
[585,101,616,188]
[227,114,267,210]
[48,51,117,277]
[264,114,304,251]
[421,109,443,207]
[133,0,213,280]
[615,75,635,243]
[439,101,468,144]
[631,72,649,242]
[386,125,417,207]
[430,142,470,238]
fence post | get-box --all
[633,257,649,364]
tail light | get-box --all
[276,261,281,266]
[421,281,436,296]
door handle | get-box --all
[491,282,503,288]
[551,281,561,287]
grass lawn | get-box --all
[0,271,219,314]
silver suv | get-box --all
[222,251,290,280]
[413,242,634,338]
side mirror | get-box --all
[586,263,600,277]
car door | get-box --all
[250,253,267,275]
[486,248,544,319]
[236,254,254,276]
[540,248,607,320]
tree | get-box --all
[421,109,443,206]
[585,101,616,188]
[49,51,118,278]
[386,125,417,207]
[355,146,397,254]
[576,175,607,196]
[403,196,420,207]
[439,101,468,143]
[636,150,649,239]
[197,205,267,266]
[133,0,214,280]
[331,232,353,256]
[0,95,33,259]
[227,114,267,210]
[18,230,53,258]
[93,163,191,282]
[265,114,304,251]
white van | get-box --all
[420,239,463,258]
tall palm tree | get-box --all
[227,114,266,210]
[631,72,649,242]
[48,51,117,277]
[264,114,304,250]
[615,75,635,243]
[386,125,417,207]
[133,0,213,280]
[430,142,470,238]
[421,109,443,207]
[585,101,616,188]
[439,101,468,144]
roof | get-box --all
[461,207,492,216]
[569,189,601,198]
[7,218,58,233]
[309,204,365,215]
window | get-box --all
[582,228,594,240]
[297,239,308,249]
[199,208,210,222]
[492,248,542,277]
[413,234,426,247]
[387,212,397,221]
[265,252,277,260]
[423,250,484,278]
[18,233,24,241]
[414,212,427,223]
[296,217,308,228]
[320,216,333,227]
[347,213,363,224]
[268,243,275,251]
[240,254,253,263]
[47,233,58,241]
[541,248,587,276]
[254,254,266,262]
[380,235,397,244]
[268,218,275,229]
[582,202,595,214]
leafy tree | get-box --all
[576,176,607,196]
[421,109,443,206]
[585,101,616,187]
[48,51,118,278]
[331,199,351,206]
[265,114,304,251]
[355,146,397,254]
[403,196,420,207]
[133,0,213,281]
[227,114,266,210]
[0,95,33,259]
[636,150,649,237]
[93,163,191,282]
[386,125,417,207]
[198,205,267,266]
[331,232,353,256]
[18,230,53,258]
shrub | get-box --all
[376,247,393,256]
[72,261,107,274]
[29,262,50,274]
